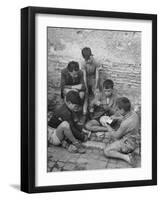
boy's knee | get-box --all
[104,146,115,156]
[61,121,70,129]
[104,147,110,156]
[79,91,85,99]
[85,121,92,130]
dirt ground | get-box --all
[47,143,141,172]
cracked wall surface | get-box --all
[47,28,141,112]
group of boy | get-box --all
[48,47,140,166]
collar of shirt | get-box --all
[122,111,133,121]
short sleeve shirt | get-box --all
[119,111,139,140]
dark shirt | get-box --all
[61,68,85,98]
[48,103,85,142]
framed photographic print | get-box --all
[21,6,157,193]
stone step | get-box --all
[83,138,141,155]
[88,132,113,144]
[82,141,106,150]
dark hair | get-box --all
[116,97,131,112]
[67,61,79,72]
[66,90,82,105]
[103,79,114,89]
[81,47,92,59]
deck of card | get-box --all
[100,115,113,126]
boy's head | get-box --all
[81,47,93,62]
[67,61,79,78]
[116,97,131,115]
[65,90,82,112]
[103,79,114,97]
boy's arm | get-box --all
[110,113,123,121]
[62,112,85,142]
[61,70,79,90]
[106,123,127,139]
[81,65,88,90]
[79,71,86,90]
[95,67,99,90]
[72,72,85,91]
[70,120,85,142]
[60,70,67,90]
[95,63,103,90]
[83,95,88,115]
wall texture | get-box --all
[48,28,141,111]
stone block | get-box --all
[57,161,65,168]
[74,164,86,171]
[63,163,76,171]
[86,159,107,170]
[48,161,55,168]
[68,154,80,163]
[52,167,61,172]
[82,141,106,150]
[51,149,72,162]
[116,160,131,169]
[77,158,88,164]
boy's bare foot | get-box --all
[127,152,137,167]
[74,142,86,154]
[61,140,70,149]
[68,142,86,154]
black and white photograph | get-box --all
[20,7,157,193]
[47,27,141,172]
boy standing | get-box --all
[48,91,87,153]
[81,47,102,115]
[103,97,140,166]
[81,47,101,96]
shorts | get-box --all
[119,137,137,154]
[48,126,61,146]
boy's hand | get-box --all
[102,104,110,110]
[104,131,115,139]
[110,115,123,121]
[110,115,117,120]
[95,101,101,106]
[72,84,82,90]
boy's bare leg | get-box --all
[56,121,78,144]
[82,93,88,115]
[104,141,131,163]
[85,119,108,132]
[79,91,85,100]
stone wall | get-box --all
[47,28,141,112]
[48,56,141,111]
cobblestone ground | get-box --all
[47,135,141,172]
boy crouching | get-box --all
[48,91,87,153]
[103,97,140,167]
